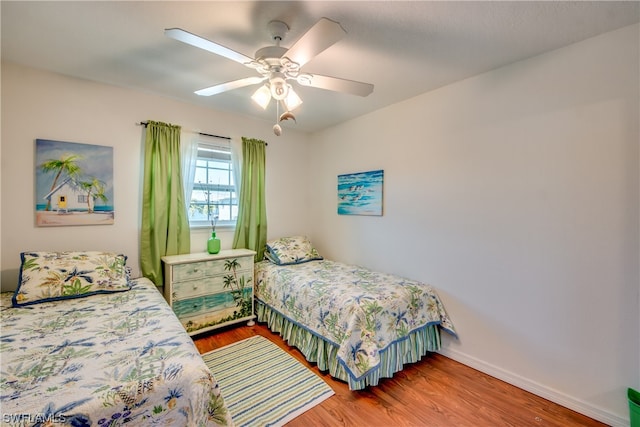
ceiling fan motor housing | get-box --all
[253,20,299,76]
[254,46,288,65]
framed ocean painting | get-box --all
[35,139,114,226]
[337,169,384,216]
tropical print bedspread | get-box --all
[254,260,456,382]
[0,278,232,426]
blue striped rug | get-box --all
[202,335,334,426]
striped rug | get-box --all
[202,335,334,426]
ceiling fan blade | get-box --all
[195,76,266,96]
[165,28,254,65]
[297,74,374,97]
[284,18,346,67]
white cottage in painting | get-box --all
[43,177,93,213]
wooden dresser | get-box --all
[161,249,256,336]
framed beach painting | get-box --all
[35,139,114,226]
[337,169,384,216]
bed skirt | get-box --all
[255,299,442,390]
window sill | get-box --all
[190,224,236,232]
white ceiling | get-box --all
[2,1,639,133]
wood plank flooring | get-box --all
[194,323,607,427]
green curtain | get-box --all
[140,120,191,287]
[232,137,267,261]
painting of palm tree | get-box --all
[40,154,82,211]
[36,139,114,226]
[78,178,108,213]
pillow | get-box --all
[13,251,131,307]
[265,236,323,265]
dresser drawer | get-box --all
[173,296,205,318]
[171,256,253,282]
[203,292,235,310]
[172,261,224,282]
[173,277,226,299]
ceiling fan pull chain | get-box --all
[273,101,282,136]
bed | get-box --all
[254,236,457,390]
[1,251,233,427]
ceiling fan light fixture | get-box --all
[284,87,303,111]
[269,72,288,100]
[251,85,271,109]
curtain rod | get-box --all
[137,121,230,141]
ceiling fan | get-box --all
[165,17,374,135]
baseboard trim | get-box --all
[437,347,626,427]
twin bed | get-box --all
[1,241,455,424]
[255,236,457,390]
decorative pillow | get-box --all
[13,251,131,307]
[265,236,323,265]
[263,250,280,265]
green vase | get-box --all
[207,232,221,254]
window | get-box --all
[186,141,237,228]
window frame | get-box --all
[186,140,238,230]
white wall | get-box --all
[308,24,639,425]
[0,62,312,290]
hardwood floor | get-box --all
[194,323,607,427]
